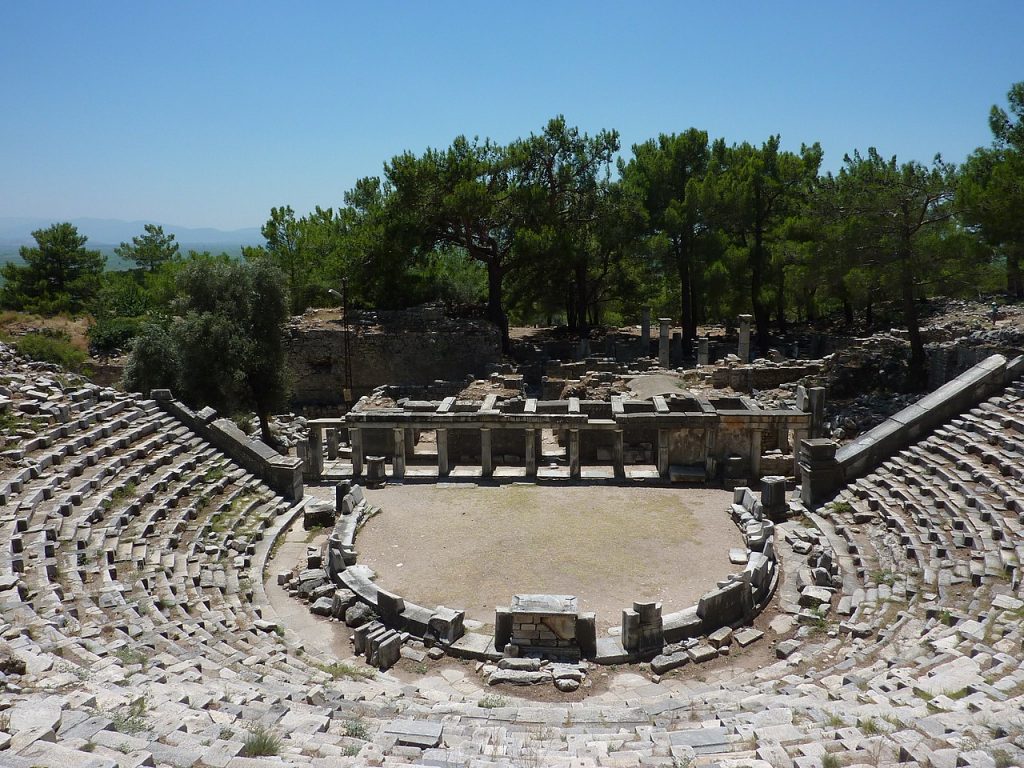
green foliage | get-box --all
[122,258,290,444]
[88,315,144,355]
[121,323,180,395]
[111,697,149,734]
[14,330,87,371]
[241,723,281,757]
[343,719,369,740]
[0,222,105,314]
[114,224,179,272]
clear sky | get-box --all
[1,1,1021,230]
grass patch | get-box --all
[113,646,148,667]
[204,465,226,483]
[829,501,854,515]
[312,660,375,680]
[241,723,281,757]
[111,697,149,734]
[14,330,88,372]
[479,694,510,709]
[343,718,369,740]
[859,716,879,735]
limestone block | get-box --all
[697,579,753,630]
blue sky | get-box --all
[1,1,1021,230]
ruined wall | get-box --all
[286,306,502,408]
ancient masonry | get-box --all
[2,341,1024,765]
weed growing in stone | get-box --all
[241,723,281,757]
[312,660,375,680]
[343,718,369,740]
[479,694,510,709]
[112,696,149,734]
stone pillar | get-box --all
[761,475,787,520]
[308,425,324,480]
[404,428,416,459]
[750,430,762,481]
[738,314,753,362]
[808,387,827,439]
[657,428,670,478]
[697,337,709,366]
[335,481,351,512]
[613,429,625,480]
[640,307,651,352]
[671,331,682,366]
[791,429,806,477]
[704,427,716,479]
[524,428,536,478]
[799,438,842,506]
[777,426,790,455]
[392,427,405,480]
[658,318,671,368]
[350,427,363,477]
[436,428,449,477]
[326,428,339,460]
[481,428,493,477]
[568,429,581,479]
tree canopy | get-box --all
[123,257,290,444]
[18,82,1024,393]
[1,222,105,314]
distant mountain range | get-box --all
[0,217,262,248]
[0,217,264,269]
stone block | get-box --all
[697,579,753,630]
[376,588,406,624]
[426,606,465,645]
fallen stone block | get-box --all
[487,668,550,686]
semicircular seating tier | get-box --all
[0,344,1022,767]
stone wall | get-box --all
[286,306,502,407]
[151,389,304,501]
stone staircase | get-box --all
[0,343,1022,766]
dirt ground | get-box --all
[355,484,739,632]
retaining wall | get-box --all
[152,389,304,501]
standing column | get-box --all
[808,387,827,439]
[657,428,670,478]
[738,314,753,362]
[436,428,449,477]
[568,429,581,479]
[613,429,625,480]
[350,427,363,478]
[658,318,671,368]
[703,428,716,480]
[326,428,339,460]
[750,430,762,481]
[308,425,324,480]
[524,428,537,478]
[641,307,651,354]
[392,427,406,480]
[480,428,493,477]
[697,337,709,366]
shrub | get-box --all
[15,330,87,372]
[89,316,143,355]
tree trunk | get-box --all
[775,266,787,334]
[575,263,590,337]
[899,248,928,391]
[258,411,276,449]
[676,242,694,356]
[751,225,771,356]
[485,257,509,353]
[1008,247,1023,299]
